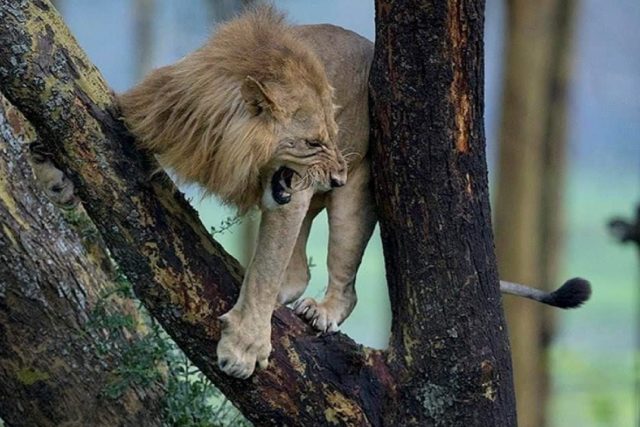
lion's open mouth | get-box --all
[271,166,295,205]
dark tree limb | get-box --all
[0,0,516,425]
[0,2,388,425]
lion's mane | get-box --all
[119,6,331,212]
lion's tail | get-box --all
[500,278,592,309]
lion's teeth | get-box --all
[279,177,292,192]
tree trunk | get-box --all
[0,95,165,426]
[0,0,516,425]
[206,0,255,23]
[538,1,577,420]
[494,1,577,425]
[609,204,640,427]
[133,0,155,79]
[369,0,516,425]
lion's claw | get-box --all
[293,298,341,333]
[217,310,271,379]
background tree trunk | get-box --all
[206,0,255,23]
[0,0,516,424]
[608,204,640,427]
[0,94,165,426]
[133,0,155,79]
[493,1,577,426]
[538,2,577,422]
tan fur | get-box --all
[122,6,592,380]
[120,6,375,379]
[119,7,340,212]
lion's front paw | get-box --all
[217,310,272,379]
[293,297,352,333]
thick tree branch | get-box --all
[0,0,517,425]
[0,1,389,425]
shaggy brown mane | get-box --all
[119,6,332,212]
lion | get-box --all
[119,6,591,379]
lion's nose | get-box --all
[330,168,347,188]
[330,177,345,188]
[330,152,347,188]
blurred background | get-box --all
[52,0,639,425]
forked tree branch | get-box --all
[0,0,515,425]
[0,1,388,425]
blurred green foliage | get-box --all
[88,266,250,426]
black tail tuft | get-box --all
[544,277,592,308]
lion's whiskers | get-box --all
[289,164,333,193]
[341,149,362,165]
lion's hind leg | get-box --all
[277,205,322,305]
[294,161,376,332]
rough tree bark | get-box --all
[0,95,165,425]
[369,0,516,425]
[0,0,516,425]
[493,1,577,425]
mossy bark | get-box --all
[0,0,516,425]
[0,2,388,425]
[0,94,165,426]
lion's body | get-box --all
[121,7,376,378]
[120,10,350,212]
[120,7,589,379]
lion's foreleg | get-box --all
[217,188,313,378]
[294,161,377,332]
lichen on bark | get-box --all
[0,0,516,425]
[0,2,389,425]
[0,92,166,426]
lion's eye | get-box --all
[306,140,322,148]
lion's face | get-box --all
[241,76,347,207]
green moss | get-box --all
[16,368,50,385]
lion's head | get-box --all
[119,6,346,213]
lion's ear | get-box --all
[241,76,277,116]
